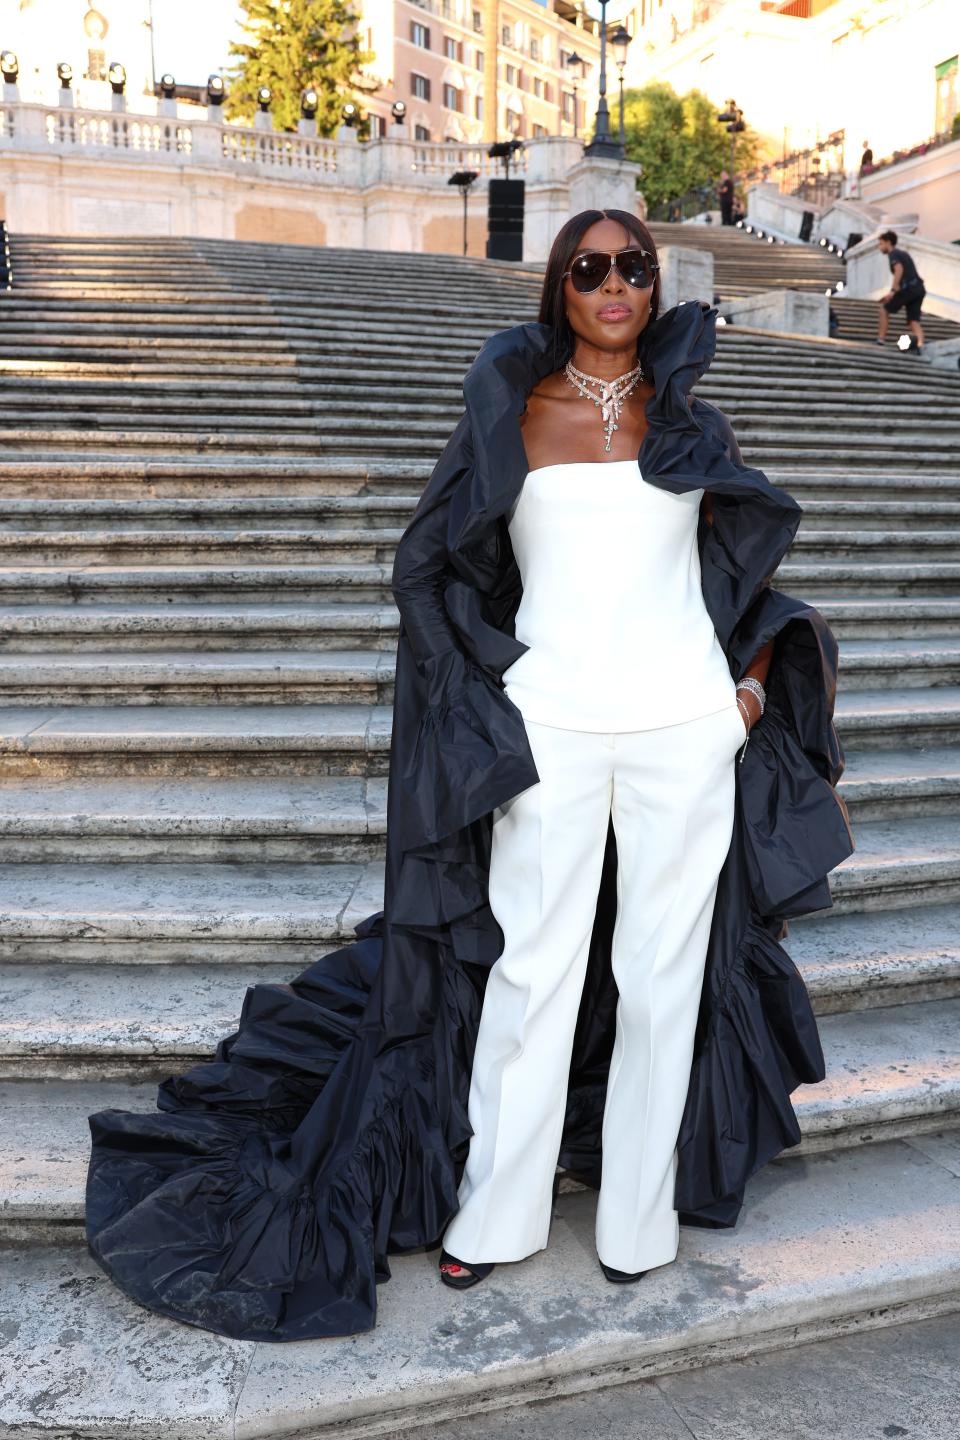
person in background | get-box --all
[875,230,926,354]
[718,170,734,225]
[859,141,874,175]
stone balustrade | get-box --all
[0,98,641,257]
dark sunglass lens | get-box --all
[570,252,610,292]
[617,250,654,288]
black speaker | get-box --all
[487,178,524,260]
[846,231,863,252]
[798,210,815,243]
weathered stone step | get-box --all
[838,746,960,819]
[781,563,960,596]
[0,603,397,651]
[0,648,395,705]
[0,860,383,963]
[0,814,951,970]
[2,1134,960,1436]
[829,814,960,912]
[1,460,955,503]
[791,531,960,562]
[0,703,392,778]
[837,637,960,691]
[837,686,960,748]
[0,495,412,531]
[789,901,960,1012]
[0,773,387,861]
[806,596,960,639]
[0,528,403,566]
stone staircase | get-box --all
[644,221,960,345]
[2,234,960,1436]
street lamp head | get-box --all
[108,62,126,95]
[611,26,631,68]
[206,74,226,105]
[390,99,407,122]
[301,87,318,118]
[1,50,19,83]
[341,101,358,126]
[566,50,584,78]
[257,85,272,112]
[56,61,73,86]
[159,73,176,99]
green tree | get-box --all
[622,82,762,212]
[226,0,378,136]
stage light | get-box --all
[108,62,126,95]
[0,50,18,82]
[837,248,845,259]
[735,219,743,228]
[825,288,832,297]
[767,235,774,243]
[56,61,73,85]
[835,280,844,291]
[257,85,272,112]
[341,101,358,125]
[159,73,176,99]
[391,99,406,122]
[756,229,764,238]
[716,315,728,326]
[207,74,225,105]
[745,224,753,233]
[827,243,835,253]
[819,237,828,247]
[897,334,912,351]
[301,87,318,118]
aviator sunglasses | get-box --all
[563,246,660,294]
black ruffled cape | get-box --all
[85,301,856,1342]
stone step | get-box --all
[788,901,960,1012]
[2,1134,960,1436]
[0,648,395,705]
[0,603,397,651]
[803,596,960,639]
[0,774,387,862]
[0,746,951,861]
[0,527,957,571]
[0,495,413,530]
[780,562,960,596]
[0,530,403,566]
[0,859,383,964]
[0,703,393,778]
[0,814,952,969]
[0,638,956,704]
[0,692,949,781]
[1,460,956,503]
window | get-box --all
[501,23,512,47]
[473,8,482,31]
[475,94,483,120]
[562,90,575,122]
[533,123,546,138]
[414,123,431,140]
[368,113,386,137]
[85,47,106,81]
[935,55,958,134]
[411,21,430,48]
[411,71,431,100]
[444,35,463,61]
[505,63,516,84]
[543,81,551,103]
[475,48,483,71]
[442,0,453,16]
[530,36,540,61]
[533,76,542,98]
[443,82,462,111]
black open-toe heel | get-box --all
[599,1259,649,1284]
[439,1248,495,1290]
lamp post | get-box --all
[584,0,621,159]
[448,169,479,256]
[565,50,583,139]
[611,25,631,150]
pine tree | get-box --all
[225,0,378,135]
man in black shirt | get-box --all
[876,229,925,353]
[718,171,734,226]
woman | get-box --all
[85,209,855,1342]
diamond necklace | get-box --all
[564,357,644,453]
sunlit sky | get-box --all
[150,0,606,81]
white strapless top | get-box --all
[501,458,737,731]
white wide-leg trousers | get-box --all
[442,700,745,1275]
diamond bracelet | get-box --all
[734,677,767,765]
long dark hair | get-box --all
[537,208,662,372]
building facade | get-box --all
[356,0,604,146]
[612,0,959,180]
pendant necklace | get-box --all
[564,357,643,453]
